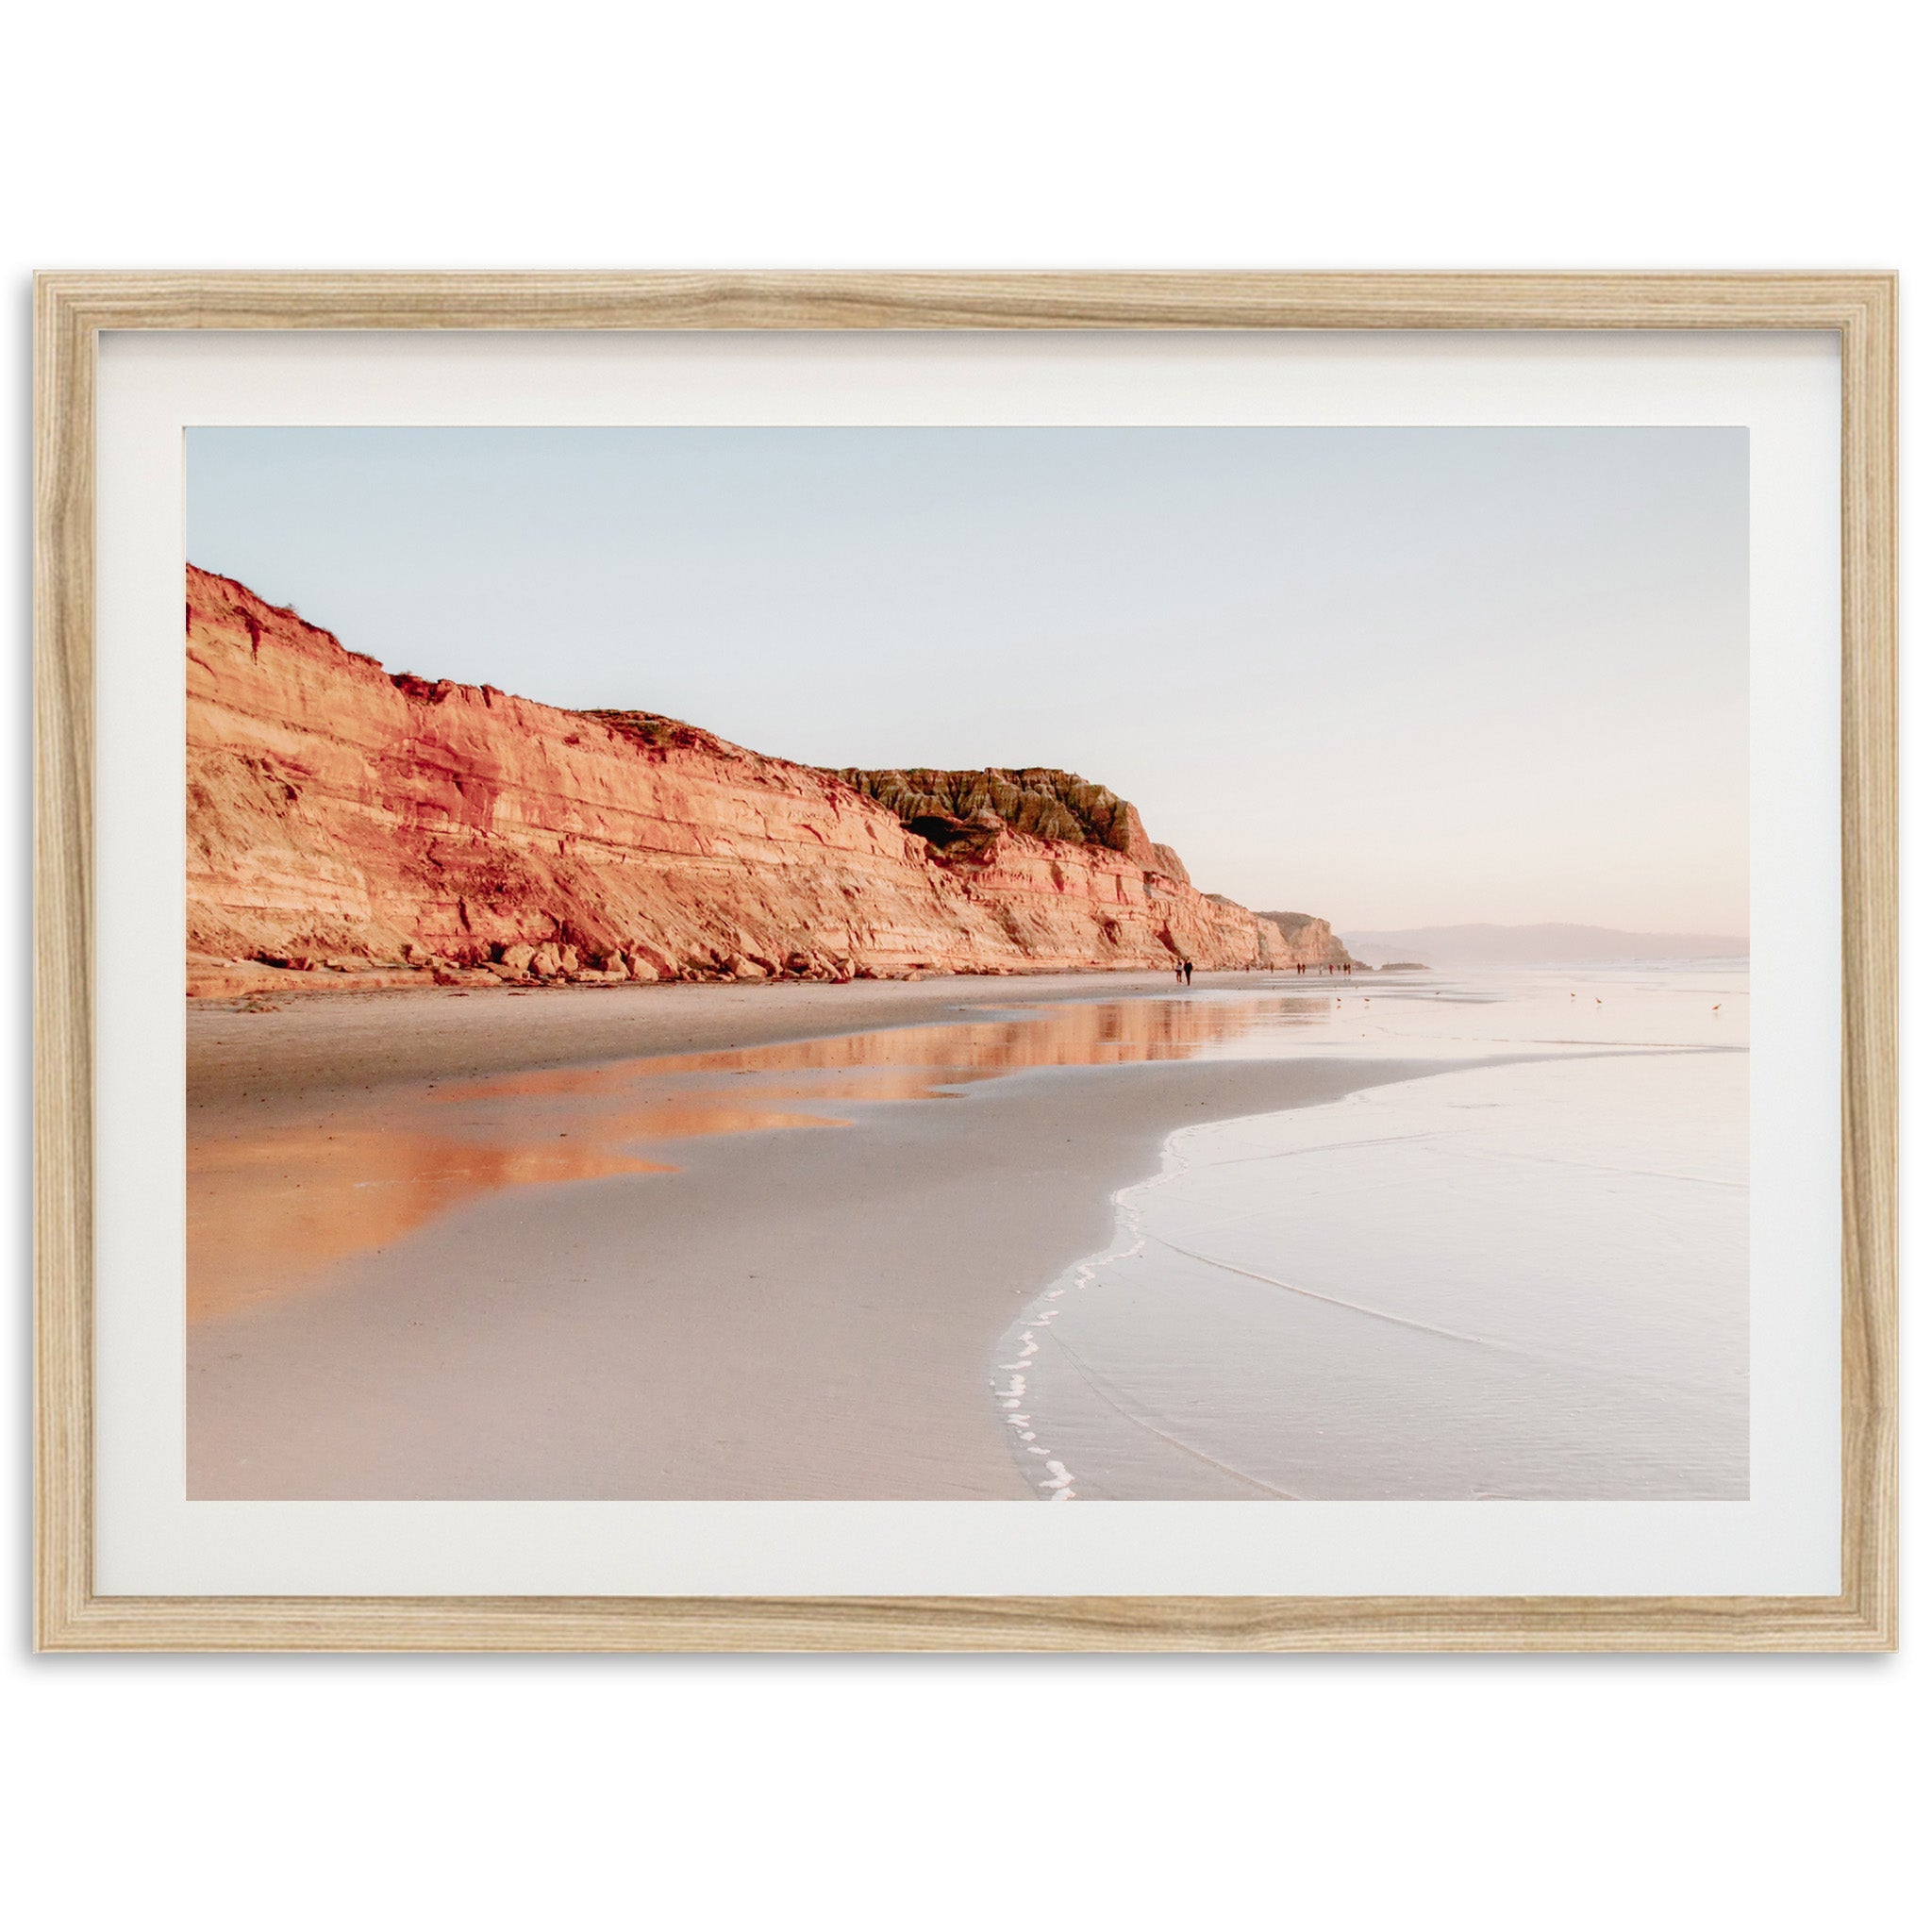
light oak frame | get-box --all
[33,273,1898,1651]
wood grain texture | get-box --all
[19,270,1902,335]
[34,275,95,1658]
[1836,278,1900,1654]
[32,273,1899,1652]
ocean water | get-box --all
[991,968,1749,1500]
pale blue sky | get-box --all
[187,426,1747,932]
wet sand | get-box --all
[187,974,1456,1499]
[191,970,1255,1115]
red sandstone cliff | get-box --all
[186,566,1346,994]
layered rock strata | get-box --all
[186,566,1342,995]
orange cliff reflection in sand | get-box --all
[450,991,1305,1103]
[186,1100,857,1324]
[191,995,1321,1322]
[188,1129,675,1324]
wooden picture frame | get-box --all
[34,272,1897,1652]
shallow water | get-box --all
[991,968,1749,1500]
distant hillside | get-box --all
[1342,923,1748,968]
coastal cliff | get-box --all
[1252,910,1356,970]
[186,566,1341,994]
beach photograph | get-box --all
[183,425,1749,1503]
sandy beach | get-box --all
[188,966,1747,1500]
[192,970,1255,1112]
[188,971,1457,1499]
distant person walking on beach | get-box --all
[1175,961,1184,984]
[1183,958,1193,985]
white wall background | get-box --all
[2,4,1921,1927]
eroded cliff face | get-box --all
[1253,910,1356,969]
[186,566,1341,994]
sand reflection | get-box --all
[452,992,1308,1100]
[189,1128,676,1323]
[192,995,1311,1321]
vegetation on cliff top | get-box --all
[835,766,1186,878]
[835,767,1125,847]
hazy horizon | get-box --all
[187,425,1748,932]
[1340,921,1749,968]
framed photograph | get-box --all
[34,274,1895,1651]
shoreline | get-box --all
[996,1044,1751,1502]
[188,968,1338,1115]
[187,974,1467,1500]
